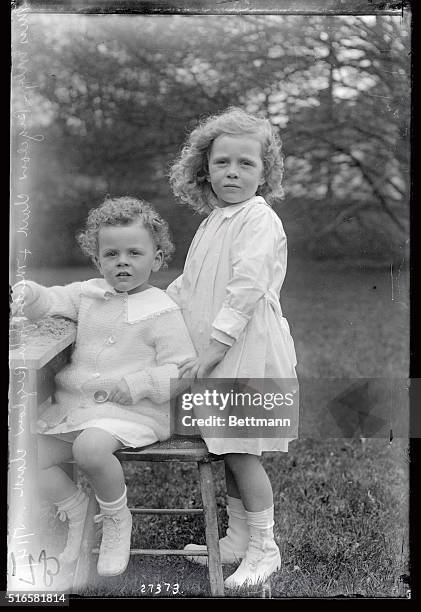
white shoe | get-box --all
[224,526,281,589]
[94,506,132,576]
[184,507,249,565]
[57,492,89,565]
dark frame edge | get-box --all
[10,0,411,16]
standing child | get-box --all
[167,107,298,588]
[12,197,196,577]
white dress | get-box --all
[167,196,299,455]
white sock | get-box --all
[56,486,86,513]
[56,486,89,564]
[245,506,275,530]
[223,496,249,549]
[227,495,247,519]
[96,485,127,515]
[184,494,249,563]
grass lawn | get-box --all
[25,259,410,598]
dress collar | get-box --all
[213,195,268,218]
[126,287,179,323]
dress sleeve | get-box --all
[13,280,83,322]
[123,309,196,404]
[165,274,183,306]
[211,205,285,345]
[166,218,209,306]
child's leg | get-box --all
[72,428,125,500]
[224,454,273,511]
[224,461,241,499]
[38,434,77,501]
[185,462,250,564]
[72,428,132,576]
[38,435,89,564]
[223,453,281,588]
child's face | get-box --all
[97,222,163,294]
[207,134,265,207]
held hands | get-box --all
[179,339,229,379]
[108,379,133,405]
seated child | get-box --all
[12,196,196,577]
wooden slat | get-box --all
[127,435,207,449]
[35,349,70,405]
[198,461,224,596]
[117,449,218,462]
[8,369,42,589]
[72,492,100,593]
[92,548,209,556]
[13,0,408,14]
[9,329,76,370]
[116,435,222,462]
[36,366,56,406]
[130,507,203,514]
[36,346,73,404]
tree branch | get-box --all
[325,141,407,233]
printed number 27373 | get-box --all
[140,583,180,595]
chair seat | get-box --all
[115,435,222,463]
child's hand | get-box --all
[179,340,229,379]
[11,283,34,316]
[108,379,133,405]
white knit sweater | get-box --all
[19,279,196,441]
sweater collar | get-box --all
[80,278,162,301]
[80,278,119,300]
[79,279,179,322]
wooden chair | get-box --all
[73,435,225,596]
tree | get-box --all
[11,13,410,266]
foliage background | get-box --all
[11,13,410,270]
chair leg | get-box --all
[72,489,98,593]
[197,460,225,597]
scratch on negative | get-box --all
[390,263,394,302]
[364,94,393,99]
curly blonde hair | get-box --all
[169,107,284,213]
[76,196,175,268]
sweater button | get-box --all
[94,390,109,403]
[93,372,100,378]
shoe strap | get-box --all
[94,513,122,548]
[94,513,121,526]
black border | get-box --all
[11,0,410,16]
[7,0,415,603]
